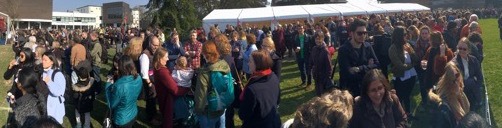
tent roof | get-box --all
[238,7,274,22]
[370,3,403,13]
[202,9,242,23]
[328,4,367,16]
[272,6,310,20]
[301,4,341,17]
[350,3,387,14]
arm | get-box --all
[91,43,102,59]
[433,49,454,76]
[338,47,358,78]
[194,71,209,114]
[47,72,66,96]
[71,46,77,66]
[238,87,256,121]
[4,65,17,80]
[139,54,150,81]
[388,46,413,72]
[194,43,202,57]
[106,82,122,110]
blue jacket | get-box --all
[243,44,258,74]
[43,68,66,124]
[106,75,142,125]
[163,41,185,71]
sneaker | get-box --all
[298,82,306,87]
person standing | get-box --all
[243,34,258,79]
[239,50,281,128]
[338,19,379,97]
[41,52,66,124]
[388,26,418,115]
[163,32,185,71]
[140,36,161,125]
[184,30,203,70]
[309,32,333,96]
[105,55,142,128]
[153,48,190,128]
[294,25,313,87]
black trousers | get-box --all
[393,76,416,113]
[114,117,136,128]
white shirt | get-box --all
[462,58,470,79]
[393,51,417,81]
[139,53,150,80]
[172,68,195,88]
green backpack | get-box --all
[207,71,235,111]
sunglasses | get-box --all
[458,47,467,51]
[356,31,368,36]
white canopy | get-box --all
[328,4,367,16]
[301,4,341,17]
[238,7,274,23]
[350,3,387,14]
[272,6,310,20]
[202,3,430,32]
[202,9,242,34]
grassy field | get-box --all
[0,18,500,127]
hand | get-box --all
[233,48,240,52]
[43,75,50,84]
[185,51,190,56]
[440,44,446,56]
[349,67,360,74]
[8,60,17,69]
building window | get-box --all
[56,17,61,21]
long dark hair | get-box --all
[21,48,35,68]
[17,69,38,95]
[118,55,138,79]
[361,69,390,103]
[42,51,59,69]
[391,26,407,49]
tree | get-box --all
[0,0,20,32]
[147,0,200,39]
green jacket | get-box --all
[194,59,230,118]
[105,75,142,125]
[388,43,418,78]
[91,40,102,67]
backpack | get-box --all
[51,69,73,104]
[207,71,235,111]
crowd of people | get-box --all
[2,7,497,128]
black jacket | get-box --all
[13,93,40,127]
[239,74,281,128]
[310,45,333,96]
[293,33,313,59]
[270,51,282,81]
[338,41,379,93]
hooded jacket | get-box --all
[195,59,230,118]
[105,75,142,126]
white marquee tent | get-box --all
[202,3,430,32]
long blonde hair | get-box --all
[124,37,144,61]
[437,61,470,121]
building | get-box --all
[102,2,132,27]
[52,11,98,29]
[383,0,486,8]
[131,9,140,28]
[77,5,102,28]
[0,0,53,29]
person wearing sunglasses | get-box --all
[338,19,379,97]
[453,37,483,111]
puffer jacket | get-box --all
[105,75,142,126]
[13,93,40,127]
[194,59,230,118]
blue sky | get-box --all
[53,0,149,11]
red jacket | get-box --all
[154,67,189,128]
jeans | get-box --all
[198,110,225,128]
[393,76,416,113]
[297,57,312,85]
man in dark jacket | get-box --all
[444,21,459,52]
[338,19,379,97]
[293,25,313,87]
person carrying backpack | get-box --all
[40,51,66,124]
[195,41,233,128]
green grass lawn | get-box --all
[0,18,500,127]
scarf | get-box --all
[239,68,272,101]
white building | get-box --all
[131,9,140,28]
[76,5,102,28]
[52,11,98,29]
